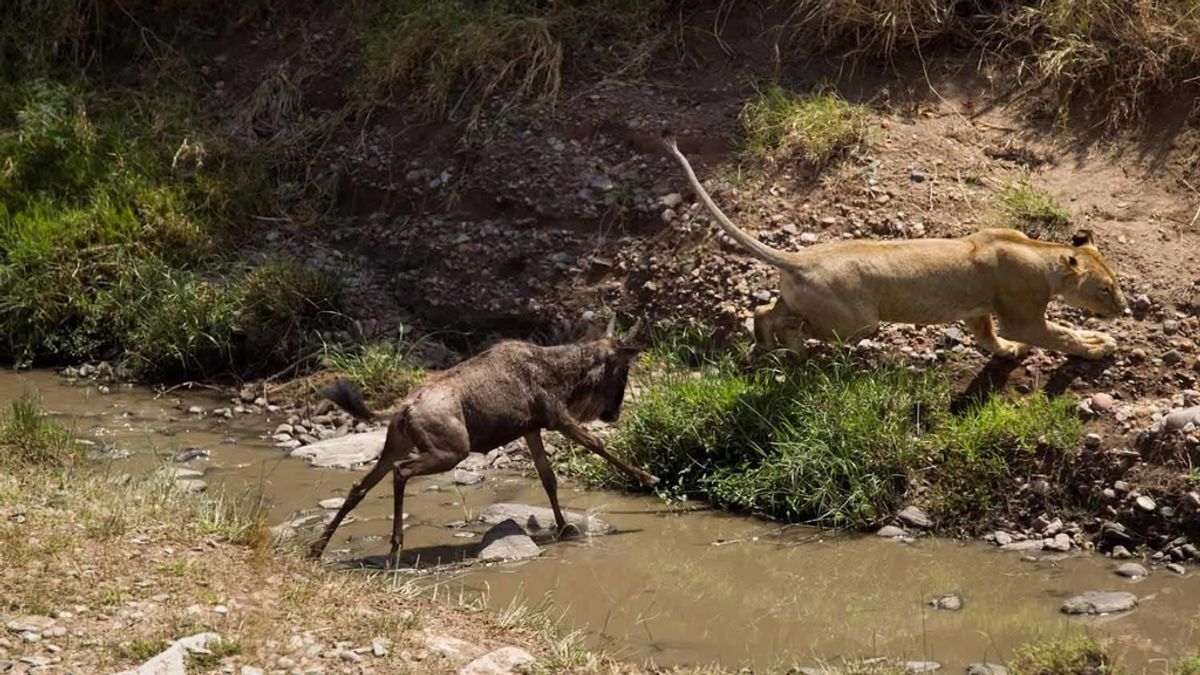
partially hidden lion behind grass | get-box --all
[663,132,1128,360]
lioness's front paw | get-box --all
[1077,331,1117,359]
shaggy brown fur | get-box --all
[308,320,658,568]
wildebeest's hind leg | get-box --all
[308,418,414,560]
[525,431,569,536]
[386,415,470,568]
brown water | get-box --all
[5,370,1200,671]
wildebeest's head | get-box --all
[570,318,643,423]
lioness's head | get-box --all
[1060,230,1127,317]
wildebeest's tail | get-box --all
[322,379,374,421]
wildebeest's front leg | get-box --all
[525,431,569,535]
[555,416,659,487]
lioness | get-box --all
[663,133,1127,360]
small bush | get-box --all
[1173,656,1200,675]
[119,264,243,379]
[113,638,170,663]
[322,340,424,406]
[1010,635,1116,675]
[931,392,1082,525]
[605,353,945,526]
[1000,181,1072,235]
[704,361,941,526]
[644,320,735,370]
[239,259,344,367]
[0,79,339,379]
[741,85,872,166]
[0,393,76,467]
[590,342,1081,529]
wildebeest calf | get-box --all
[308,319,659,568]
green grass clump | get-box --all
[1000,181,1072,235]
[598,352,945,526]
[1010,635,1117,675]
[0,393,76,467]
[741,85,872,166]
[586,341,1081,529]
[1173,657,1200,675]
[322,340,425,406]
[355,0,662,114]
[0,79,340,378]
[931,392,1081,525]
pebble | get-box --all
[1084,433,1102,448]
[1112,545,1133,559]
[1167,563,1187,575]
[992,531,1013,546]
[930,594,962,611]
[876,525,907,538]
[1091,393,1115,411]
[1136,495,1157,512]
[905,661,941,674]
[897,505,932,529]
[340,650,363,663]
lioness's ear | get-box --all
[1071,229,1094,247]
[1062,254,1081,272]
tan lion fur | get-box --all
[663,133,1128,360]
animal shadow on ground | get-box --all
[951,357,1021,414]
[951,353,1112,415]
[344,527,645,570]
[1042,357,1113,397]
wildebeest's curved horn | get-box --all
[624,318,642,344]
[605,315,617,338]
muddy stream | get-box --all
[5,370,1198,670]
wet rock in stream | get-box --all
[478,503,612,535]
[1060,591,1138,615]
[477,519,540,561]
[1114,562,1149,579]
[290,429,386,468]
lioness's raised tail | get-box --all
[662,130,800,271]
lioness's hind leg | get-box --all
[965,315,1030,360]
